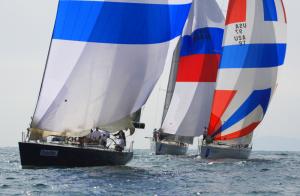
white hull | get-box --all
[200,144,251,159]
[151,141,188,155]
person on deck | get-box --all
[93,128,102,140]
[153,129,159,142]
[114,130,126,152]
[203,127,208,142]
[99,130,110,148]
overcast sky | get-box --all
[0,0,299,151]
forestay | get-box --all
[161,0,225,137]
[208,0,287,145]
[30,0,192,136]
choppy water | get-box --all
[0,147,300,195]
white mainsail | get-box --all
[161,0,225,137]
[30,0,192,137]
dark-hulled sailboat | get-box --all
[151,0,225,155]
[19,0,192,167]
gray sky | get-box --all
[0,0,299,151]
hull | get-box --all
[19,142,133,168]
[151,141,188,155]
[200,144,251,159]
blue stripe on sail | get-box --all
[219,44,286,68]
[263,0,278,21]
[212,89,272,137]
[53,1,191,44]
[180,28,224,56]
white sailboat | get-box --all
[19,0,192,167]
[201,0,287,159]
[151,0,225,155]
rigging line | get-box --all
[30,1,60,128]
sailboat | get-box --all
[151,0,225,155]
[18,0,192,167]
[201,0,287,159]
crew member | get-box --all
[203,127,208,141]
[153,129,159,142]
[114,130,126,152]
[99,130,110,148]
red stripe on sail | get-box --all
[176,54,220,82]
[280,0,287,23]
[208,90,237,135]
[225,0,247,25]
[214,122,260,141]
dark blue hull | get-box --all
[19,142,133,168]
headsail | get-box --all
[161,0,225,137]
[30,0,192,136]
[208,0,287,145]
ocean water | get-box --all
[0,148,300,195]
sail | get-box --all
[161,0,225,137]
[161,40,181,124]
[208,0,287,145]
[30,0,192,136]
